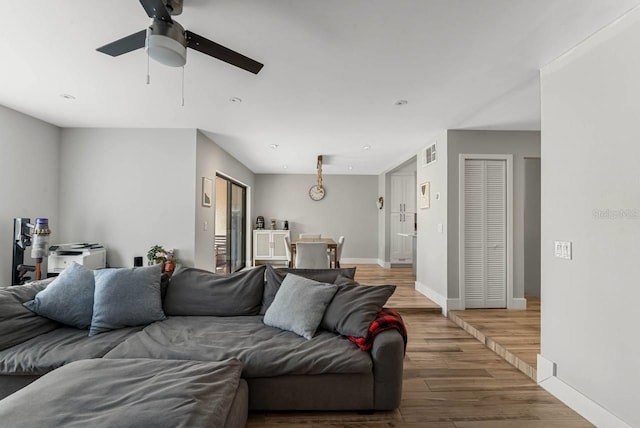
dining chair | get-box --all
[335,236,345,268]
[294,242,329,269]
[283,235,292,268]
[299,233,321,239]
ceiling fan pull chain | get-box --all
[181,66,185,107]
[146,50,151,85]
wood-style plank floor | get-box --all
[449,297,541,381]
[247,266,591,427]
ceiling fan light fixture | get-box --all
[146,34,187,67]
[145,20,187,67]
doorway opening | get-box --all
[214,174,246,273]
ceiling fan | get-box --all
[96,0,263,74]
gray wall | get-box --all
[0,105,61,284]
[377,172,386,264]
[524,158,541,297]
[254,174,378,261]
[416,130,449,301]
[446,130,541,300]
[540,8,640,426]
[59,128,197,268]
[194,131,256,271]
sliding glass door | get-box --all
[214,175,246,273]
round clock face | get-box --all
[309,185,325,201]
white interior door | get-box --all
[463,159,507,308]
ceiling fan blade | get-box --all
[139,0,173,22]
[96,30,147,57]
[185,31,264,74]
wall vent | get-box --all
[422,141,437,166]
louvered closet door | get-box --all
[463,159,506,308]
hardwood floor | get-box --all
[247,267,591,427]
[449,297,541,381]
[346,264,441,313]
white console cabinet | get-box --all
[253,230,290,266]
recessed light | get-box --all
[60,94,76,100]
[283,165,288,169]
[269,144,279,149]
[363,145,371,151]
[229,97,242,103]
[394,99,408,106]
[348,165,354,170]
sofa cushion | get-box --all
[164,265,266,316]
[0,325,143,375]
[89,265,166,336]
[104,316,372,378]
[322,284,396,338]
[0,279,58,352]
[0,358,244,428]
[263,274,337,340]
[23,262,95,329]
[261,265,356,314]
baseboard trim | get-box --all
[510,297,527,310]
[536,354,556,383]
[537,355,632,428]
[376,259,391,268]
[415,281,447,314]
[341,258,378,265]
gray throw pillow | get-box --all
[261,265,356,314]
[0,278,58,351]
[263,274,338,340]
[163,265,266,316]
[24,262,95,329]
[89,264,166,336]
[321,283,396,338]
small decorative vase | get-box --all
[165,260,174,274]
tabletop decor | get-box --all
[147,245,177,273]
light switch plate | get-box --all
[437,223,443,233]
[554,241,572,259]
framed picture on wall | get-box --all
[420,181,430,209]
[202,177,213,207]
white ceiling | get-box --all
[1,1,639,175]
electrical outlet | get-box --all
[203,221,208,231]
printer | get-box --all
[47,243,107,274]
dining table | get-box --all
[290,238,338,268]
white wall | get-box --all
[254,174,378,261]
[540,7,640,427]
[58,128,196,269]
[0,105,60,284]
[415,130,449,306]
[446,130,541,301]
[194,132,255,271]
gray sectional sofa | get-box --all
[0,263,405,418]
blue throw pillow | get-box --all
[89,264,166,336]
[23,262,95,329]
[263,274,338,340]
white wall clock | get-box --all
[309,185,325,201]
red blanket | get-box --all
[348,308,407,354]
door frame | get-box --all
[458,154,514,309]
[215,172,248,273]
